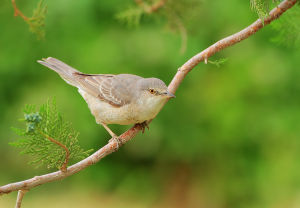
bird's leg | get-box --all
[136,121,149,134]
[101,123,118,138]
[101,123,123,148]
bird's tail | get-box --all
[38,57,81,87]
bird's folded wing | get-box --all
[74,74,131,107]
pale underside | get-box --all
[78,89,163,125]
[75,74,165,125]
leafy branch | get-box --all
[250,0,300,47]
[12,0,47,40]
[11,100,92,171]
[116,0,197,53]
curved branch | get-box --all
[0,0,297,196]
[168,0,297,93]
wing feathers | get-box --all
[76,75,130,107]
[39,57,134,107]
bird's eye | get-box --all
[149,89,155,94]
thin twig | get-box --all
[173,14,188,54]
[135,0,167,14]
[11,0,29,21]
[149,0,167,13]
[15,190,28,208]
[40,131,70,172]
[0,0,297,197]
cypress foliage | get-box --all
[11,100,93,170]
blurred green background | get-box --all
[1,0,300,207]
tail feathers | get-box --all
[38,57,80,87]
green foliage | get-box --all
[163,0,202,27]
[208,58,228,68]
[250,1,300,47]
[11,100,93,170]
[116,0,202,53]
[250,0,278,21]
[26,0,47,40]
[250,0,269,20]
[116,6,144,27]
[271,5,300,47]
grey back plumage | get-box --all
[74,73,143,107]
[38,57,148,107]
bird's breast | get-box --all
[78,89,165,125]
[132,96,166,122]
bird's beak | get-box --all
[163,91,176,98]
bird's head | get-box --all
[137,78,175,102]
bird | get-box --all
[38,57,175,140]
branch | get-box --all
[12,0,29,21]
[135,0,167,13]
[168,0,297,93]
[15,190,28,208]
[0,123,143,195]
[0,0,297,197]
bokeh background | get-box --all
[1,0,300,207]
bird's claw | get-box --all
[137,121,149,134]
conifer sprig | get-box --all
[27,1,47,40]
[250,0,270,20]
[208,58,228,68]
[250,0,282,21]
[12,0,47,40]
[11,100,93,170]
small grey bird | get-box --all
[38,57,175,138]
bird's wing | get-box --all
[74,73,132,107]
[38,58,137,107]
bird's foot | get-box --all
[137,121,149,134]
[109,136,123,150]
